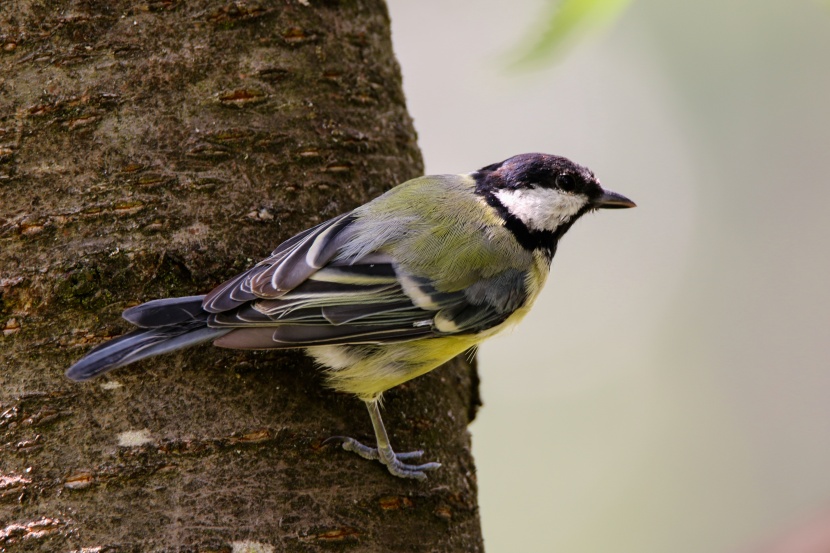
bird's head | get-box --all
[473,153,635,254]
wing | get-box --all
[201,176,533,349]
[202,212,356,312]
[207,257,530,349]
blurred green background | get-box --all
[386,0,830,551]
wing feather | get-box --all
[206,259,527,348]
[201,202,531,350]
[213,324,432,349]
[202,213,355,312]
[250,213,356,296]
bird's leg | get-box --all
[327,399,441,480]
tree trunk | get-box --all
[0,2,483,551]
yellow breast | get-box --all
[309,250,551,400]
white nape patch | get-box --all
[494,187,588,231]
[117,429,154,447]
[232,541,275,553]
[100,380,123,390]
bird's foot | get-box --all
[324,436,441,480]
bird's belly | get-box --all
[307,335,480,400]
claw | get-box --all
[322,435,349,446]
[328,399,444,480]
[328,435,441,480]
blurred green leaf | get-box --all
[511,0,634,66]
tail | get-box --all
[66,296,230,381]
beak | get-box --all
[594,189,636,209]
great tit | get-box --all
[66,152,635,480]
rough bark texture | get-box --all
[0,1,484,551]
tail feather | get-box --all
[67,294,231,381]
[123,295,207,328]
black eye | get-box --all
[556,173,576,192]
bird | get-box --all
[66,153,635,480]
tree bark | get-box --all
[0,2,483,551]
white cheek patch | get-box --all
[494,187,588,232]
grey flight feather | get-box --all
[65,322,230,381]
[201,213,356,312]
[123,295,207,328]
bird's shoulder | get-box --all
[341,173,535,291]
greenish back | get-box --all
[339,174,533,291]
